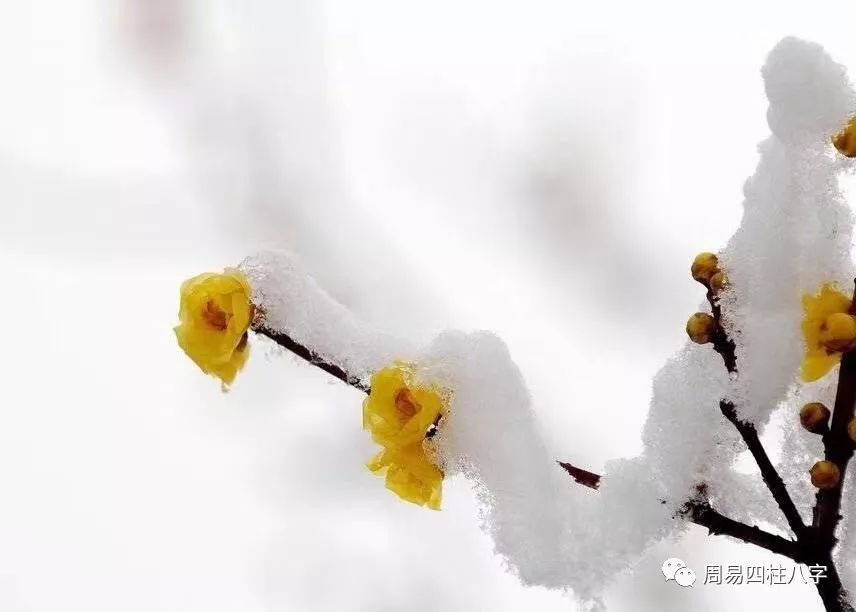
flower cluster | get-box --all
[362,363,447,510]
[174,268,253,390]
[685,252,726,345]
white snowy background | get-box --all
[2,1,856,610]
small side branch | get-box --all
[707,288,807,538]
[719,400,808,538]
[557,460,801,561]
[254,325,370,393]
[682,498,803,562]
[254,323,806,563]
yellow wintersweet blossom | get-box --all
[802,283,856,382]
[174,268,253,390]
[363,363,447,510]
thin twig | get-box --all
[251,311,856,610]
[251,323,802,565]
[719,400,808,539]
[707,288,808,538]
[255,325,370,393]
[557,460,802,560]
[682,497,804,562]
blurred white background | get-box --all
[2,1,856,610]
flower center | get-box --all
[394,388,420,424]
[203,300,230,331]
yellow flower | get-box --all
[174,268,253,390]
[802,283,855,382]
[363,363,447,510]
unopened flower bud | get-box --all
[833,117,856,157]
[848,417,856,443]
[710,271,728,295]
[810,460,841,489]
[800,402,830,434]
[691,252,719,285]
[686,312,716,344]
[821,312,856,352]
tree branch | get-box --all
[251,311,856,610]
[812,281,856,550]
[719,399,808,538]
[255,325,370,393]
[682,497,804,562]
[706,288,808,539]
[251,322,803,564]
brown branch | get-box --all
[252,311,855,610]
[254,325,370,393]
[706,288,808,539]
[708,280,856,611]
[708,288,738,374]
[251,323,807,564]
[719,400,808,538]
[558,460,802,560]
[813,553,855,612]
[813,281,856,550]
[682,497,804,562]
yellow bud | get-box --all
[833,117,856,157]
[691,252,719,285]
[710,271,728,295]
[800,402,830,434]
[848,418,856,443]
[810,460,841,489]
[686,312,716,344]
[821,312,856,352]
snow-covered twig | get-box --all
[251,285,856,611]
[251,323,803,561]
[255,323,370,393]
[705,285,809,540]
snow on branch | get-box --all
[171,37,856,612]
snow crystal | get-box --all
[240,249,417,383]
[721,37,855,425]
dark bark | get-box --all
[683,497,803,562]
[719,399,808,538]
[255,325,370,393]
[814,349,856,549]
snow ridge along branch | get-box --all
[251,276,855,612]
